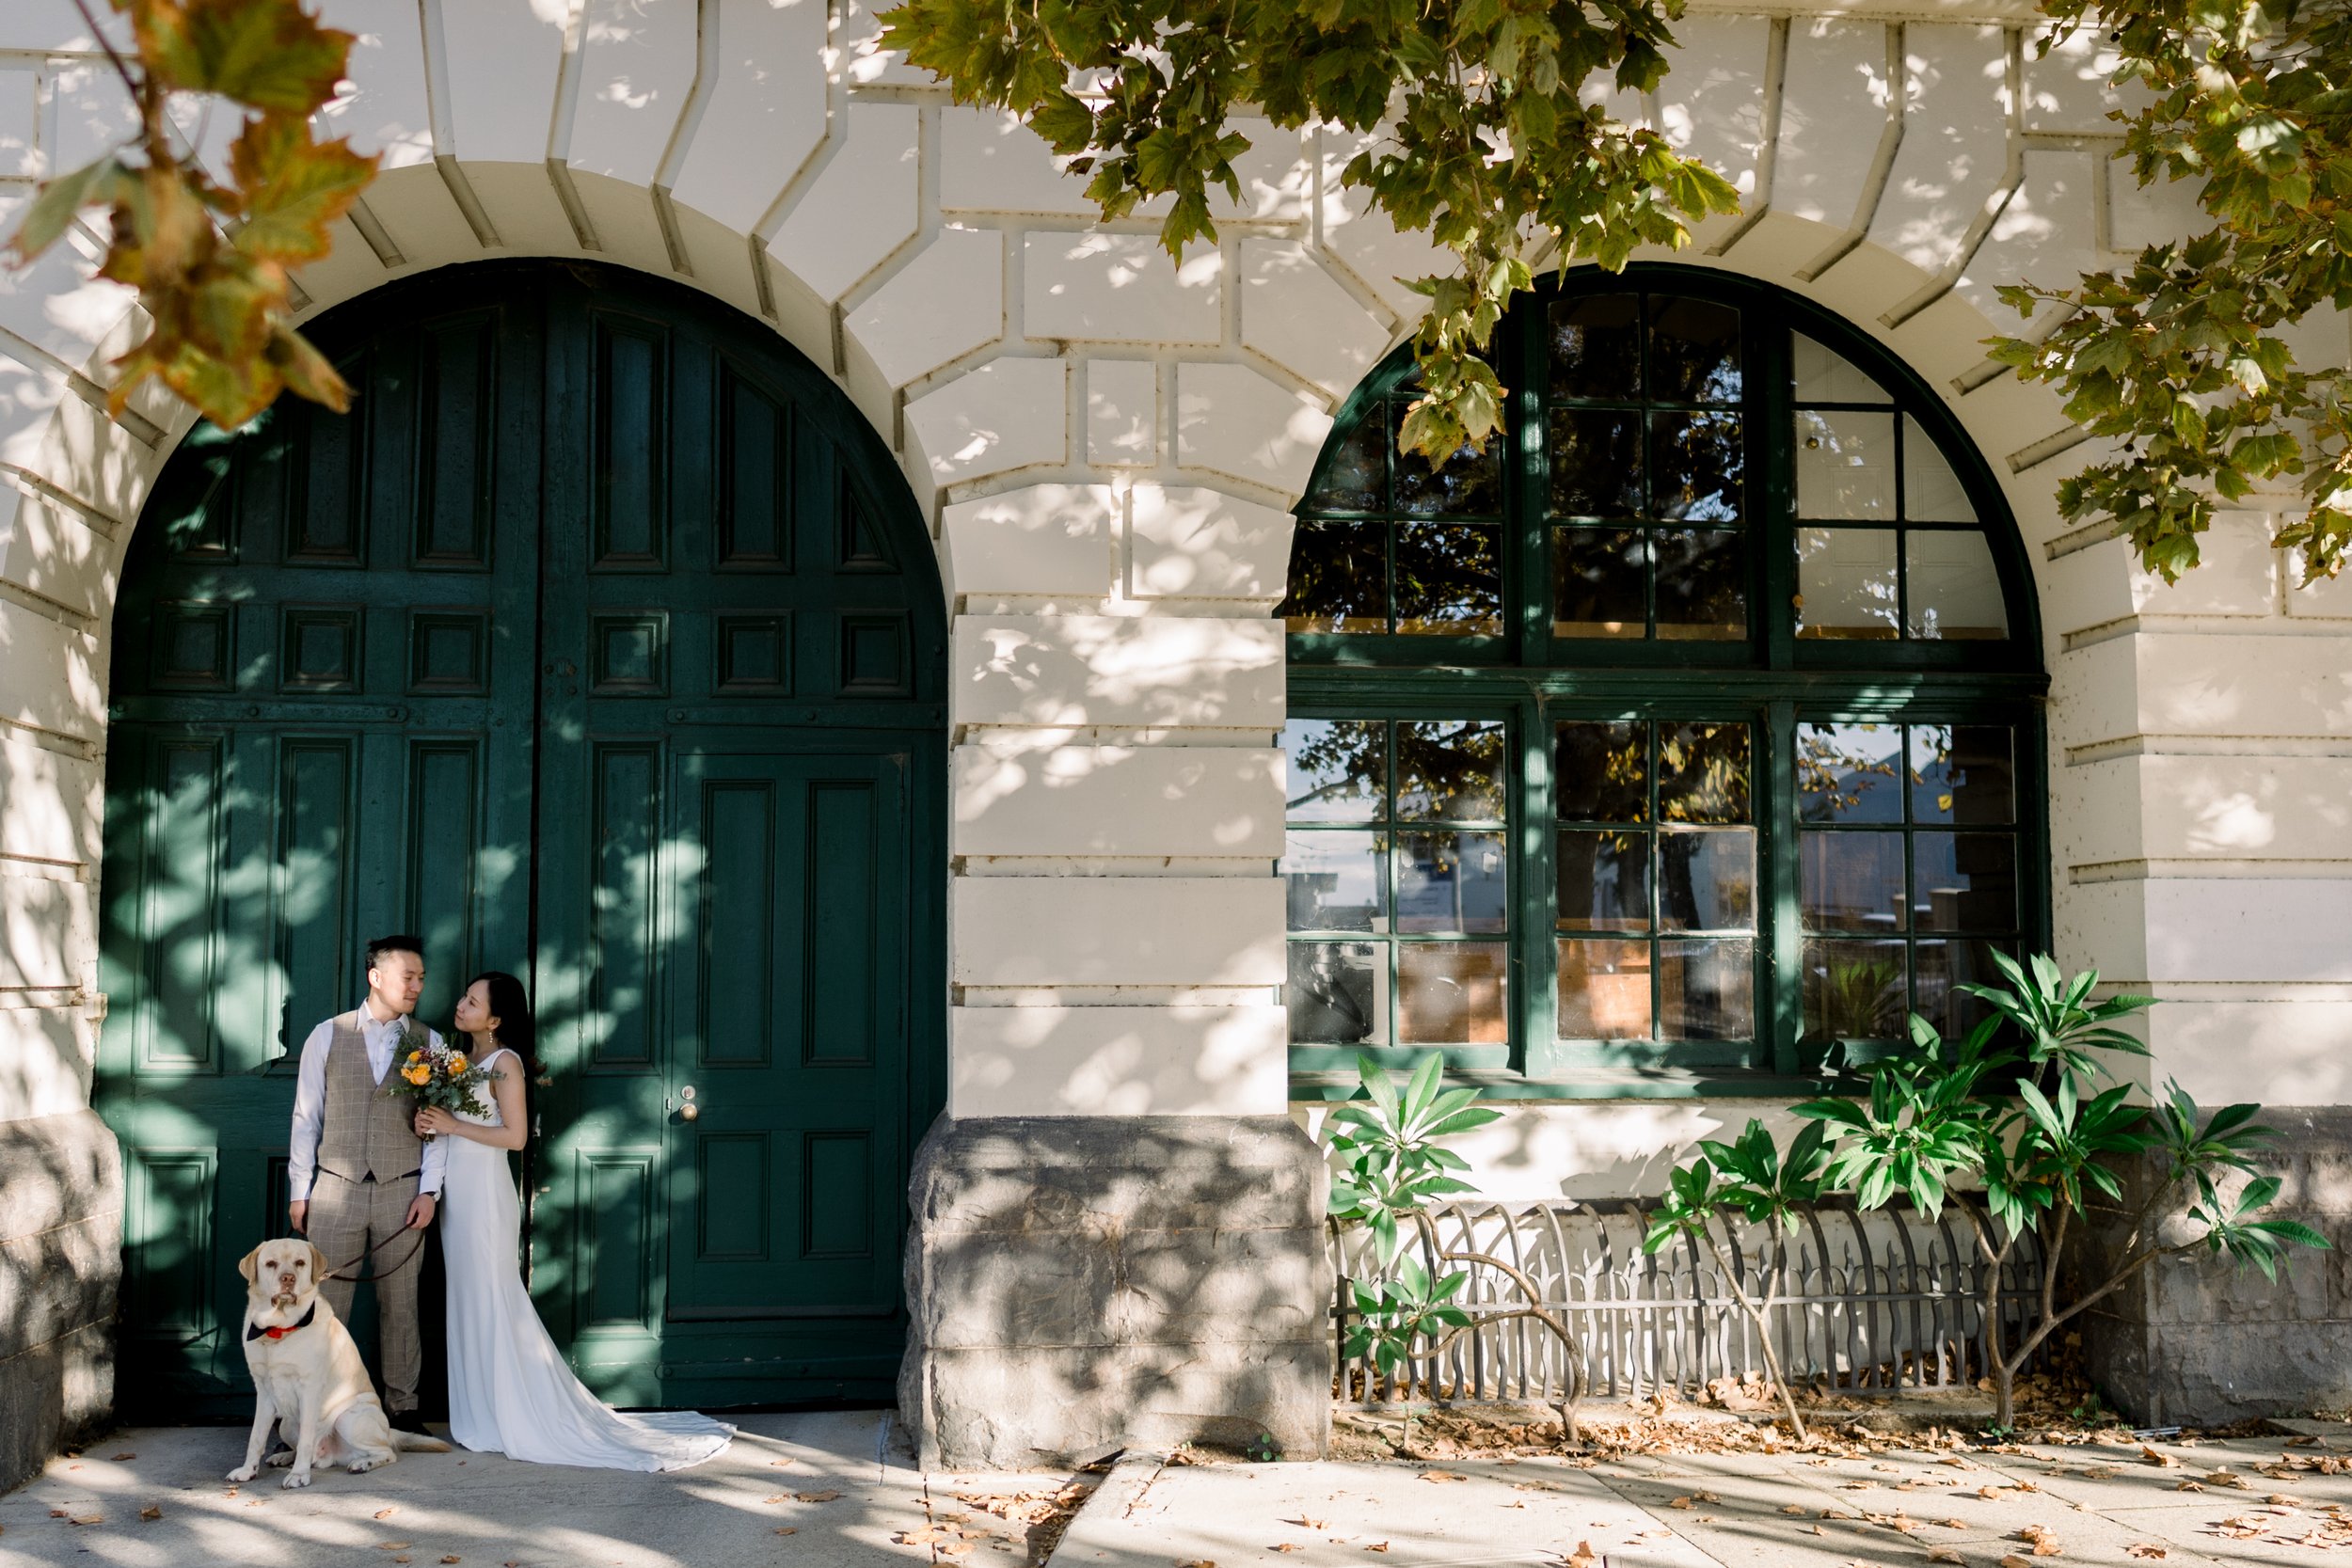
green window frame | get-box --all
[1281,264,2048,1100]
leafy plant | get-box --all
[1642,1118,1830,1442]
[1326,1053,1592,1442]
[1989,0,2352,585]
[4,0,377,428]
[879,0,1740,470]
[1793,951,2330,1430]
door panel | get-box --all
[100,263,945,1416]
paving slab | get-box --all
[1052,1436,2352,1568]
[0,1408,1082,1568]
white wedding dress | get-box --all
[441,1048,733,1470]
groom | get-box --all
[284,932,448,1434]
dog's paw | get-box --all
[280,1468,312,1490]
[346,1457,385,1473]
[226,1465,257,1483]
[263,1449,294,1467]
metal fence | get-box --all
[1331,1197,2046,1406]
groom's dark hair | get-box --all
[366,933,425,968]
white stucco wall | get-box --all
[3,0,2348,1194]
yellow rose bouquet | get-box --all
[381,1037,501,1134]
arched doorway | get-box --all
[95,261,948,1416]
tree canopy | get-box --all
[885,0,2352,584]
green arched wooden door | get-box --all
[96,261,947,1417]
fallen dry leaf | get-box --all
[375,1509,397,1520]
[441,1559,461,1565]
[2173,1481,2205,1493]
[793,1490,841,1503]
[896,1527,940,1545]
[1271,1547,1302,1556]
[2140,1446,2179,1468]
[1564,1544,1599,1568]
[938,1546,972,1560]
[2266,1493,2305,1506]
[1420,1471,1467,1484]
[1366,1544,1390,1555]
[1293,1516,1327,1529]
[1669,1495,1694,1510]
[2002,1557,2036,1568]
[69,1514,103,1527]
[110,1452,135,1462]
[1175,1560,1216,1568]
[772,1528,797,1537]
[2126,1547,2168,1560]
[376,1544,413,1552]
[1930,1551,1966,1565]
[770,1457,794,1466]
[1781,1503,1809,1515]
[139,1507,162,1522]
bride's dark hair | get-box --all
[467,970,541,1084]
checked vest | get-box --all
[316,1010,425,1184]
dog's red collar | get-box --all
[246,1303,317,1342]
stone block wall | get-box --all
[2,0,2350,1460]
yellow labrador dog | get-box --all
[229,1239,450,1488]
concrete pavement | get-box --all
[0,1407,1088,1567]
[1054,1422,2352,1568]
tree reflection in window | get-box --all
[1282,718,1509,1050]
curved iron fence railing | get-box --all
[1331,1197,2045,1405]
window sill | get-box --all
[1287,1066,1850,1102]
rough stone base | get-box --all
[898,1115,1331,1470]
[1,1110,123,1489]
[2080,1105,2352,1427]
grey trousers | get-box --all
[305,1169,426,1413]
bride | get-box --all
[412,973,733,1470]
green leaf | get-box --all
[139,0,354,114]
[5,156,119,264]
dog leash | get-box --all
[307,1225,430,1284]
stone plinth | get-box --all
[2081,1105,2352,1426]
[0,1111,121,1489]
[898,1115,1331,1469]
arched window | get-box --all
[1279,265,2046,1092]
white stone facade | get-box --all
[3,0,2350,1200]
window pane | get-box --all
[1398,942,1509,1043]
[1394,831,1507,933]
[1906,530,2008,640]
[1796,723,1904,823]
[1552,527,1645,638]
[1659,827,1756,930]
[1800,830,1906,930]
[1660,938,1753,1039]
[1796,409,1896,519]
[1549,294,1643,399]
[1911,725,2015,824]
[1557,938,1653,1038]
[1657,721,1750,823]
[1802,938,1909,1041]
[1305,414,1385,513]
[1395,720,1507,821]
[1649,411,1742,522]
[1395,426,1502,516]
[1557,829,1649,931]
[1792,334,1888,404]
[1283,719,1385,823]
[1913,832,2017,932]
[1549,408,1642,516]
[1654,528,1746,641]
[1393,521,1502,635]
[1555,720,1647,822]
[1287,941,1387,1044]
[1901,416,1976,521]
[1649,296,1741,404]
[1280,519,1386,633]
[1283,830,1385,931]
[1915,939,2012,1041]
[1795,526,1899,640]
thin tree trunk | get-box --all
[1698,1227,1809,1445]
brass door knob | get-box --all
[679,1101,699,1121]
